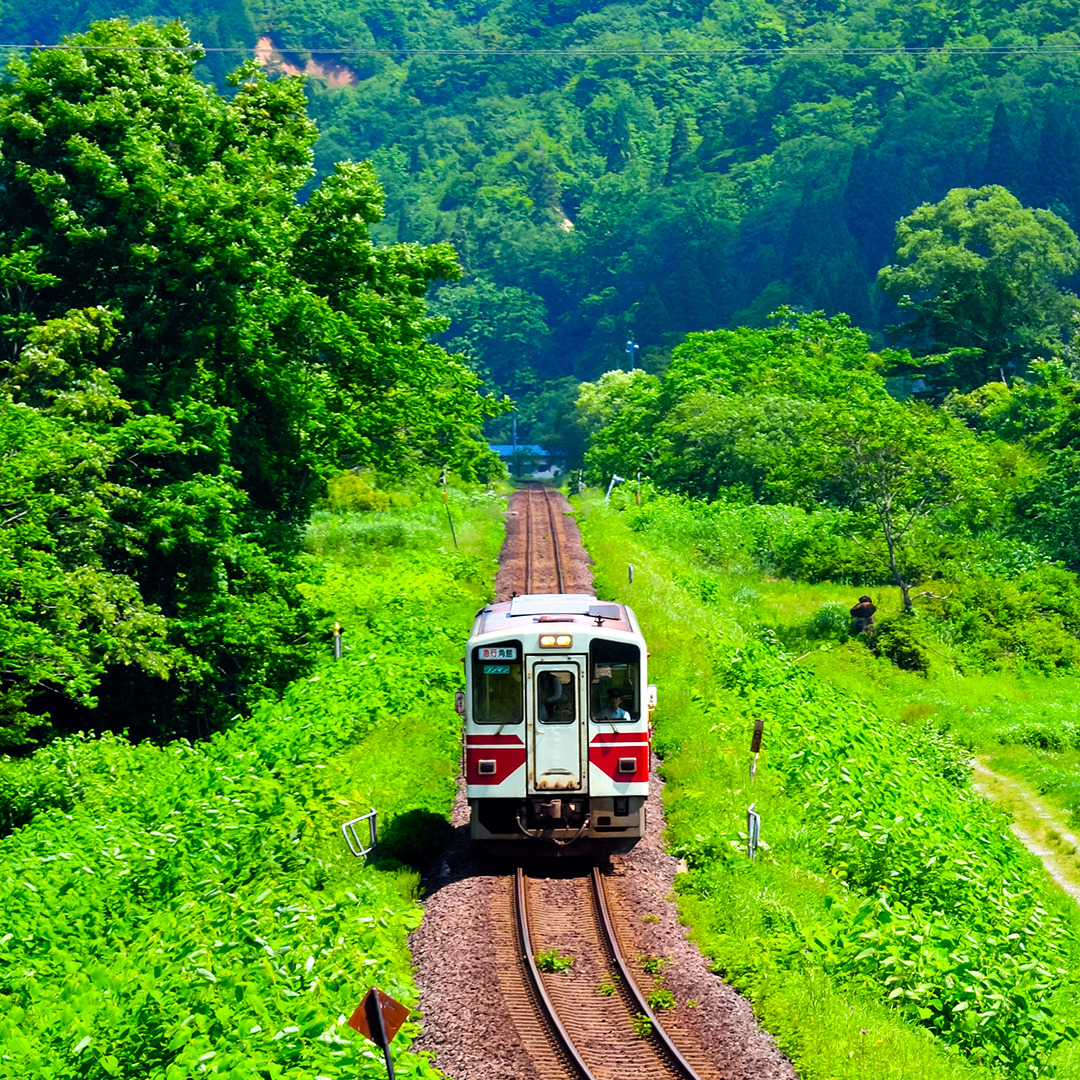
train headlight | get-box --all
[539,634,573,648]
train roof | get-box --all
[471,593,640,637]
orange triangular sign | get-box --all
[347,987,410,1048]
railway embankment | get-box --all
[577,490,1080,1080]
[0,484,506,1080]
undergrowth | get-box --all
[0,483,504,1080]
[578,490,1080,1080]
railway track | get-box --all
[524,484,566,594]
[504,866,706,1080]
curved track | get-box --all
[512,867,705,1080]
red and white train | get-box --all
[457,593,655,856]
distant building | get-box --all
[490,444,567,480]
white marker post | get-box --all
[748,718,764,861]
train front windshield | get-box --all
[589,640,641,722]
[472,640,523,724]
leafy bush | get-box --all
[704,641,1075,1073]
[867,615,932,675]
[998,720,1080,753]
[803,601,852,642]
[924,566,1080,675]
[325,470,392,513]
[536,949,574,973]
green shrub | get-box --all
[804,601,852,642]
[866,614,931,675]
[998,720,1080,752]
[325,470,392,513]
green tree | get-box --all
[576,369,662,486]
[0,310,181,746]
[776,400,989,610]
[656,391,828,502]
[878,186,1080,391]
[431,280,551,395]
[0,20,504,742]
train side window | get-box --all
[537,669,576,724]
[472,640,523,725]
[589,640,640,722]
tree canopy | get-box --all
[0,19,504,747]
[878,186,1080,392]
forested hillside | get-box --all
[2,0,1078,430]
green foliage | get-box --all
[879,188,1080,391]
[325,471,392,513]
[579,493,1080,1077]
[631,1013,653,1038]
[577,368,663,486]
[0,492,501,1078]
[923,565,1080,675]
[647,981,676,1011]
[8,0,1080,398]
[997,721,1080,754]
[432,280,551,395]
[804,602,853,643]
[775,396,990,610]
[536,949,574,973]
[866,615,932,675]
[0,19,505,745]
[638,954,669,975]
[946,361,1080,572]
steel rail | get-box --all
[514,868,597,1080]
[591,866,704,1080]
[524,486,534,595]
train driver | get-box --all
[539,670,563,720]
[600,688,630,721]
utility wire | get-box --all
[0,42,1077,57]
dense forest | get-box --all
[2,0,1079,433]
[2,10,1080,1078]
[0,20,503,749]
[0,1,1078,740]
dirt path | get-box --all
[972,759,1080,904]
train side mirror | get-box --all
[646,684,658,712]
[454,690,466,717]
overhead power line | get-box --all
[0,42,1077,57]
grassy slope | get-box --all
[576,491,1080,1080]
[0,486,505,1080]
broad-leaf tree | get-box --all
[775,399,989,610]
[0,20,504,744]
[878,186,1080,392]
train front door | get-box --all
[528,659,586,792]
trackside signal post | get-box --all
[348,987,409,1079]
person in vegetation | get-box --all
[850,596,877,634]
